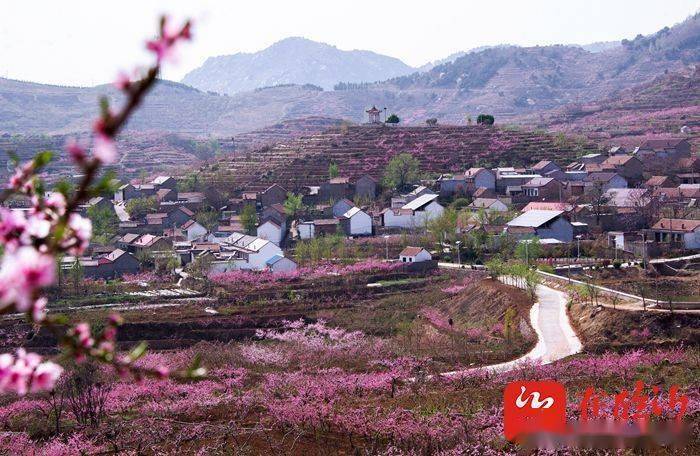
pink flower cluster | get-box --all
[0,195,92,318]
[146,17,192,63]
[421,308,453,331]
[0,349,62,396]
[210,259,403,288]
[630,327,652,339]
[256,318,366,353]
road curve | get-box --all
[442,282,582,377]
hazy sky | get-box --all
[1,0,698,87]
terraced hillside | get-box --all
[203,124,596,193]
[525,67,700,149]
[230,116,347,153]
[0,132,217,184]
[0,116,351,184]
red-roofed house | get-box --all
[645,176,673,190]
[600,155,643,183]
[650,218,700,249]
[399,247,432,263]
[636,138,691,162]
[522,202,574,213]
[521,177,564,202]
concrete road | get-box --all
[442,283,582,377]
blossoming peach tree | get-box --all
[0,16,204,396]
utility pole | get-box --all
[576,235,582,261]
[456,240,462,266]
[525,240,529,266]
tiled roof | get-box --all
[651,218,700,233]
[640,138,687,149]
[399,246,426,257]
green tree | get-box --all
[125,196,158,220]
[240,204,258,235]
[515,237,542,265]
[154,250,180,274]
[386,114,400,124]
[523,268,542,299]
[503,306,517,340]
[476,114,495,125]
[195,208,219,231]
[283,192,304,218]
[87,205,118,244]
[68,260,84,295]
[178,173,200,192]
[485,257,505,279]
[382,153,421,191]
[427,208,458,243]
[328,162,339,179]
[450,198,471,210]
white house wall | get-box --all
[187,224,208,241]
[349,212,373,235]
[257,222,283,245]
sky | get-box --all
[1,0,698,87]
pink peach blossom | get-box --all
[93,133,117,164]
[66,138,87,164]
[0,247,56,311]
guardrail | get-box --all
[536,270,700,311]
[438,261,700,311]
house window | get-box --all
[402,257,406,262]
[409,257,414,262]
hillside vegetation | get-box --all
[201,124,595,193]
[525,67,700,149]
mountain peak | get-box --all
[182,37,414,94]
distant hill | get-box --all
[522,67,700,149]
[381,13,699,123]
[417,46,508,72]
[1,14,698,137]
[0,78,340,136]
[577,40,620,53]
[181,37,416,94]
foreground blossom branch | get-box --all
[0,16,200,396]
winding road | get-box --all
[442,280,582,377]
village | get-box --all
[3,109,696,294]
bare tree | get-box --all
[66,363,110,428]
[585,281,600,307]
[38,383,67,436]
[637,283,647,312]
[610,293,621,310]
[586,181,610,227]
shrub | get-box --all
[537,263,555,274]
[476,114,495,125]
[386,114,400,124]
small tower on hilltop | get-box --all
[366,106,381,124]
